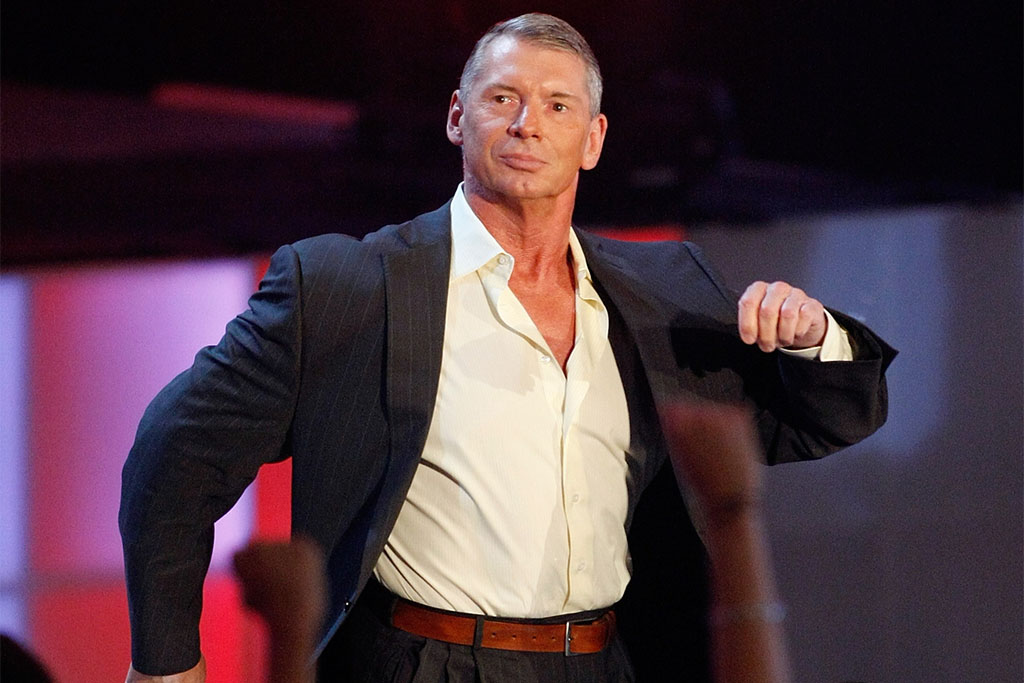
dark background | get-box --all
[2,1,1021,263]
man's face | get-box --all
[447,37,607,205]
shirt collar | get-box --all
[567,228,597,300]
[449,183,595,293]
[450,184,507,280]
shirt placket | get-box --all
[562,279,603,605]
[481,254,588,599]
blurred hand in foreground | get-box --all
[233,536,327,683]
[659,401,792,683]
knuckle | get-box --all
[740,282,765,302]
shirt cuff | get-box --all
[779,309,854,362]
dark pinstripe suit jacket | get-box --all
[120,202,895,675]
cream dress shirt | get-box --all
[374,186,632,617]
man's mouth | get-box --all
[499,154,546,171]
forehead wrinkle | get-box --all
[475,39,587,89]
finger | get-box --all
[757,282,792,352]
[738,281,768,344]
[791,299,827,348]
[775,287,806,347]
[789,302,812,346]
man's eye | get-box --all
[552,103,567,112]
[494,95,512,104]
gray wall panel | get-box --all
[689,203,1023,682]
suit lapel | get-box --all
[381,205,451,492]
[579,232,722,540]
[577,232,678,504]
[579,232,706,402]
[345,205,452,595]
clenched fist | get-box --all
[738,281,827,352]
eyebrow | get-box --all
[549,91,582,101]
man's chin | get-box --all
[483,179,571,203]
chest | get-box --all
[512,284,577,369]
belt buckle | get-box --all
[563,616,590,657]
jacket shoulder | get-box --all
[581,232,736,315]
[287,202,451,264]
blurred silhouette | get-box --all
[660,402,792,683]
[233,537,327,683]
[2,634,55,683]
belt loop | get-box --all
[472,615,485,649]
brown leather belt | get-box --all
[390,600,616,656]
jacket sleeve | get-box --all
[682,241,898,464]
[119,244,304,674]
[758,308,897,463]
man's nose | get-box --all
[508,103,540,138]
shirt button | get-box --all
[571,493,581,503]
[576,561,587,572]
[540,355,551,363]
[498,254,510,265]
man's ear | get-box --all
[581,113,608,171]
[446,90,464,146]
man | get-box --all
[121,13,895,682]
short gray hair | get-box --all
[459,13,603,117]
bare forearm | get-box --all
[703,509,790,683]
[659,402,793,683]
[233,538,326,683]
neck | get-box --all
[464,182,577,277]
